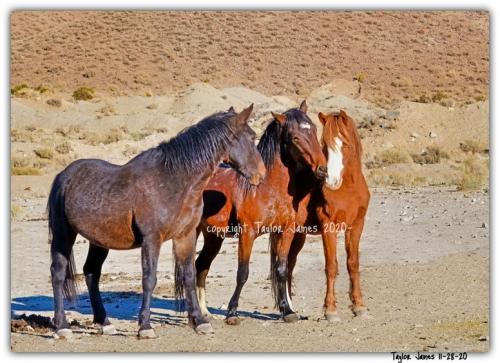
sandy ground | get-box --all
[10,182,489,352]
[11,11,488,106]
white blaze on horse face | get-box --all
[326,137,344,190]
[299,123,311,130]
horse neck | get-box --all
[341,147,365,188]
[265,150,314,192]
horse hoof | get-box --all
[353,307,372,319]
[283,313,300,323]
[195,323,214,335]
[55,328,73,338]
[325,311,341,323]
[137,328,157,339]
[98,324,117,335]
[225,316,241,326]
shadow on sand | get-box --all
[11,292,281,324]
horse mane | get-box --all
[322,111,363,162]
[135,111,237,174]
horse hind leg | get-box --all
[225,229,255,325]
[287,233,306,297]
[83,243,116,335]
[195,230,224,318]
[50,223,77,337]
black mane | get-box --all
[257,108,312,168]
[134,111,237,174]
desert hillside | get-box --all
[11,11,489,105]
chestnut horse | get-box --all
[195,101,328,324]
[47,105,266,338]
[284,110,370,322]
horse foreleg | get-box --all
[273,230,299,323]
[174,230,213,335]
[345,218,369,318]
[225,228,256,325]
[287,232,306,296]
[322,229,340,322]
[195,230,224,318]
[137,236,161,339]
[83,243,115,335]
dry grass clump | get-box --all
[55,141,73,154]
[374,147,411,166]
[11,156,45,175]
[11,204,24,220]
[11,166,43,176]
[34,147,54,159]
[73,87,95,101]
[55,124,81,137]
[11,128,36,142]
[11,83,29,96]
[97,103,117,117]
[459,139,487,154]
[456,155,488,191]
[123,144,139,157]
[81,128,125,145]
[46,98,62,107]
[411,146,449,165]
[368,169,427,187]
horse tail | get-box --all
[47,172,78,303]
[269,233,280,309]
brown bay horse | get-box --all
[285,110,371,322]
[195,101,328,324]
[47,105,266,338]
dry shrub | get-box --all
[11,83,29,96]
[123,144,139,157]
[81,128,125,145]
[46,98,62,107]
[459,140,487,154]
[11,128,35,143]
[457,155,488,191]
[34,147,54,159]
[97,103,117,117]
[73,87,95,101]
[411,146,449,165]
[55,141,73,154]
[11,204,24,220]
[374,148,411,165]
[368,169,427,187]
[56,124,81,137]
[11,166,43,176]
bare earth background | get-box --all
[10,11,489,352]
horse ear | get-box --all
[318,112,328,125]
[271,112,287,124]
[299,100,308,113]
[233,103,253,125]
[339,110,348,119]
[228,106,235,113]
